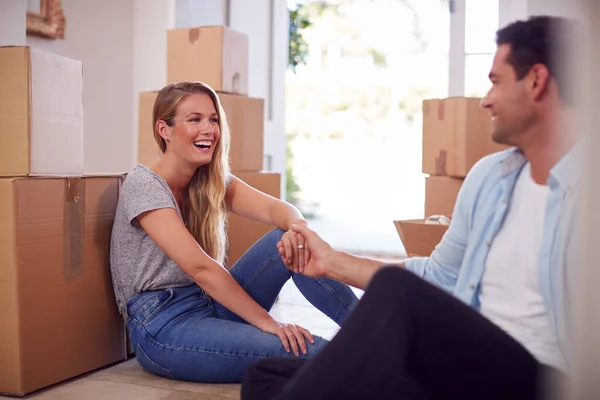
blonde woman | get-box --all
[109,81,358,383]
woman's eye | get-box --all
[190,118,200,122]
[210,118,219,123]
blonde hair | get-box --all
[153,82,231,264]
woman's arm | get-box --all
[137,208,312,355]
[225,177,307,229]
[225,176,310,271]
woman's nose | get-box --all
[198,120,214,134]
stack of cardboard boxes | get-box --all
[0,47,126,396]
[395,97,508,257]
[137,26,281,267]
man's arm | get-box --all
[325,251,405,290]
[287,224,405,290]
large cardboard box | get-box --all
[0,176,127,396]
[0,46,83,177]
[138,91,264,171]
[227,172,281,266]
[422,97,507,178]
[425,176,464,218]
[167,26,248,95]
[394,219,448,257]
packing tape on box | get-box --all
[63,177,85,280]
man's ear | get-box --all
[529,64,550,101]
[156,120,171,142]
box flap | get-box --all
[0,47,30,176]
[393,219,448,257]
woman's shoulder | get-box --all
[122,164,168,192]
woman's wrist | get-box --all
[288,219,308,229]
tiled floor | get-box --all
[2,255,401,400]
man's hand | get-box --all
[277,224,334,278]
[278,229,309,274]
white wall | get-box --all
[26,0,135,174]
[132,0,176,166]
[174,0,289,197]
[0,0,25,46]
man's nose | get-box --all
[480,92,492,109]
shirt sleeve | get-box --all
[404,169,478,293]
[121,171,177,224]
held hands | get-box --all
[261,318,315,356]
[278,229,310,274]
[277,224,332,278]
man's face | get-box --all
[481,44,537,146]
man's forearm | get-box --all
[326,251,406,290]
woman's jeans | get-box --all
[125,229,359,383]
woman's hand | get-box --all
[278,229,311,274]
[261,318,315,356]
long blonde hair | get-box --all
[153,82,231,264]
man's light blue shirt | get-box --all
[405,142,583,369]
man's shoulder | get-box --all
[469,147,517,177]
[457,147,520,204]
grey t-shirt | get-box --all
[110,164,195,313]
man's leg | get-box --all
[242,266,543,400]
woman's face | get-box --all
[161,93,221,167]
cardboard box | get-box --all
[137,91,264,171]
[393,219,448,257]
[425,176,464,218]
[167,26,248,95]
[0,46,83,177]
[137,92,160,168]
[227,172,281,266]
[422,97,507,177]
[0,176,127,396]
[220,93,264,171]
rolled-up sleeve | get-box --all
[405,169,476,293]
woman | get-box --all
[109,81,358,383]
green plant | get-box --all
[288,4,312,73]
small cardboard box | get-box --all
[227,172,281,266]
[0,176,127,396]
[0,46,84,177]
[137,91,264,171]
[167,26,248,95]
[425,176,464,218]
[393,219,448,257]
[422,97,507,178]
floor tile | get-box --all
[23,378,174,400]
[88,359,240,397]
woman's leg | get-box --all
[214,229,359,326]
[126,283,329,383]
[242,266,545,400]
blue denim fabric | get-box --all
[126,228,359,383]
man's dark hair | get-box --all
[496,15,583,104]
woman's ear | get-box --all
[156,120,171,143]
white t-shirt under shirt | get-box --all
[479,163,565,370]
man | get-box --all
[241,15,582,400]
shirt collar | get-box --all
[499,147,527,177]
[497,139,584,191]
[549,138,585,192]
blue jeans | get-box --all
[126,229,359,383]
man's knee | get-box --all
[369,265,418,290]
[242,358,307,400]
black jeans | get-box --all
[241,266,565,400]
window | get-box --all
[449,0,501,97]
